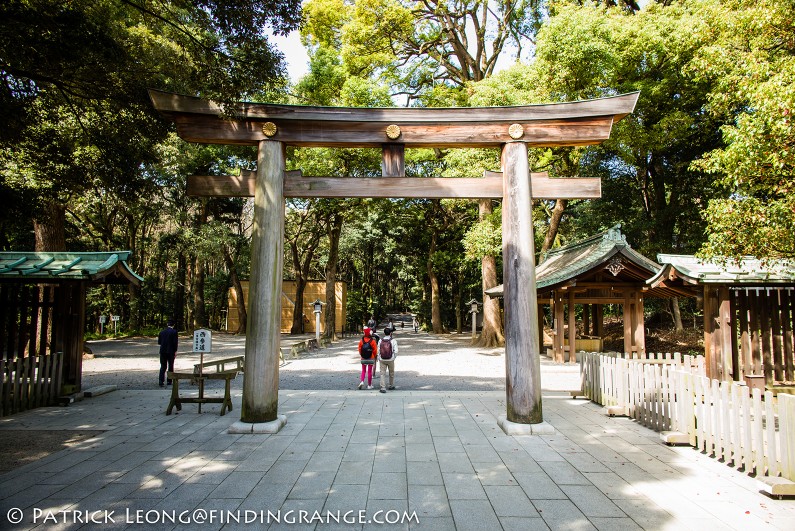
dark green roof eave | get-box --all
[0,251,143,285]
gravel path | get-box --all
[83,331,581,392]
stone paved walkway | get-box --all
[0,385,793,530]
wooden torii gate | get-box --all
[149,90,638,434]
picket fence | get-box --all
[580,352,795,485]
[0,352,63,417]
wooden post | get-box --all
[772,288,784,382]
[241,140,285,425]
[554,291,565,363]
[760,288,773,385]
[538,304,545,355]
[739,289,751,379]
[782,289,794,382]
[501,142,542,424]
[382,144,405,177]
[729,289,740,381]
[634,292,645,355]
[568,290,576,362]
[595,304,604,338]
[623,291,632,356]
[750,289,761,374]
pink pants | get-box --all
[360,363,374,385]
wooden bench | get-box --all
[166,371,237,416]
[193,355,245,376]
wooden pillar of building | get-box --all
[703,285,719,379]
[567,290,576,362]
[729,289,740,380]
[501,142,542,425]
[239,140,286,428]
[771,289,784,382]
[623,291,632,356]
[554,291,565,363]
[783,289,794,383]
[716,286,733,381]
[55,282,86,391]
[633,292,645,355]
[537,304,545,355]
[738,289,751,379]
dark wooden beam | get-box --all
[173,115,616,148]
[187,170,601,200]
[150,90,640,148]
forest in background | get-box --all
[1,0,793,344]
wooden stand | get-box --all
[166,371,237,416]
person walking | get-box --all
[158,319,178,387]
[357,327,378,390]
[378,327,398,393]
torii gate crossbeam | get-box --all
[149,90,639,434]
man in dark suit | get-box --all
[158,319,179,387]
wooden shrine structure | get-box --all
[0,252,143,414]
[650,255,795,387]
[486,226,694,361]
[149,89,639,433]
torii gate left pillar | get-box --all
[229,140,287,433]
[498,142,550,434]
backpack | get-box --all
[361,337,374,359]
[380,337,393,360]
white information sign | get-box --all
[193,329,212,353]
[111,315,120,322]
[99,315,107,324]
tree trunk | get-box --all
[127,284,141,331]
[671,296,684,332]
[540,199,568,255]
[476,199,504,347]
[193,259,206,328]
[291,277,307,334]
[455,276,463,334]
[324,213,343,340]
[223,247,246,334]
[33,199,67,251]
[175,253,187,329]
[428,231,444,334]
[185,257,194,330]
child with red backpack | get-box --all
[357,327,378,389]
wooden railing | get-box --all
[580,352,795,485]
[0,352,64,416]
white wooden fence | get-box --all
[580,352,795,484]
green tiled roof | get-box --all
[485,226,661,297]
[0,251,143,285]
[535,225,660,290]
[652,254,795,286]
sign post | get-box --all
[111,315,119,335]
[193,329,213,377]
[99,315,106,335]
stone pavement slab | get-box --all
[0,389,793,530]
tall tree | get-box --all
[0,0,301,251]
[689,0,795,260]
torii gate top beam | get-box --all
[148,90,639,148]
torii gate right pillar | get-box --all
[499,142,552,434]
